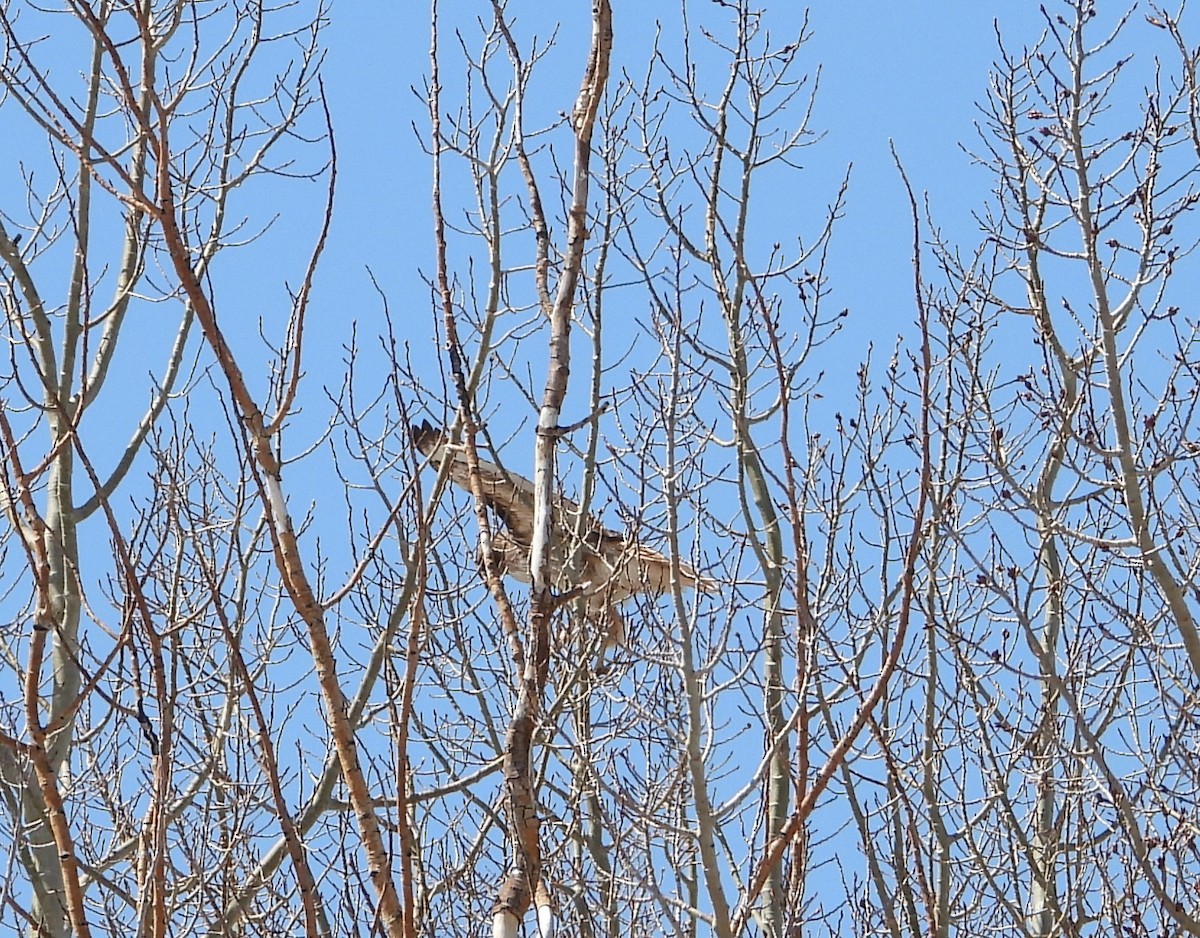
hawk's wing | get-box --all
[412,421,547,543]
[604,540,720,601]
[412,421,718,603]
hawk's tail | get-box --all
[683,564,721,595]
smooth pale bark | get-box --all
[493,2,611,934]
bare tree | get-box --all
[2,1,1198,937]
[411,3,933,935]
[842,4,1200,937]
[0,2,399,935]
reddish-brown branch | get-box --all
[0,407,93,938]
[149,97,406,938]
[266,78,336,437]
[393,482,429,938]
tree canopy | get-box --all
[1,2,1198,936]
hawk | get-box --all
[412,421,718,651]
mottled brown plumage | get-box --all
[412,421,717,649]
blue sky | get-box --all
[3,2,1196,930]
[0,1,1139,434]
[1,2,1170,399]
[315,2,1058,360]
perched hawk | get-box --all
[412,421,717,650]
